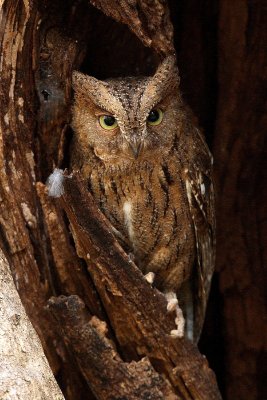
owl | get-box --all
[70,56,215,342]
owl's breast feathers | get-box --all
[71,56,215,341]
[76,125,215,340]
[87,157,197,292]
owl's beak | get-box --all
[129,140,142,159]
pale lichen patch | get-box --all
[17,97,24,107]
[4,113,9,125]
[0,250,64,399]
[200,183,205,195]
[21,202,37,228]
[26,151,36,181]
[18,113,24,123]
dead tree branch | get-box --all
[48,295,178,400]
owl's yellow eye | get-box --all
[147,108,163,126]
[99,115,118,130]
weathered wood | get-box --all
[0,1,103,398]
[52,172,222,400]
[48,295,179,400]
[37,183,105,321]
[89,0,175,55]
[0,0,60,370]
[0,249,64,400]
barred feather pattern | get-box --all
[71,56,215,341]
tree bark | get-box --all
[0,249,64,400]
[0,1,95,397]
[48,295,180,400]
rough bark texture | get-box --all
[0,249,64,400]
[48,295,179,400]
[0,0,265,399]
[89,0,175,55]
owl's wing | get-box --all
[184,142,216,341]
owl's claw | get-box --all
[144,271,155,285]
[165,292,185,338]
[127,252,135,263]
[170,328,183,338]
[166,298,178,312]
[165,291,178,312]
[174,306,185,337]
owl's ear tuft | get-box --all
[153,55,180,88]
[72,70,84,91]
[157,55,178,73]
[72,71,100,94]
[140,55,180,110]
[72,71,107,100]
[71,71,122,114]
[72,70,83,82]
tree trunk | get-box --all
[0,249,64,399]
[0,0,265,399]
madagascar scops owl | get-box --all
[70,56,215,342]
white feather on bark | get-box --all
[46,169,65,198]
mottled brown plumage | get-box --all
[71,56,215,341]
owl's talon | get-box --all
[165,291,178,313]
[167,298,178,312]
[174,307,185,338]
[127,252,135,263]
[165,291,185,337]
[144,272,155,285]
[170,329,183,338]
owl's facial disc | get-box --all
[122,108,164,159]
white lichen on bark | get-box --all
[0,249,64,400]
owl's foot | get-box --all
[165,291,178,312]
[165,292,185,338]
[172,306,185,338]
[144,271,155,285]
[127,252,135,263]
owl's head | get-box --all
[72,56,181,167]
